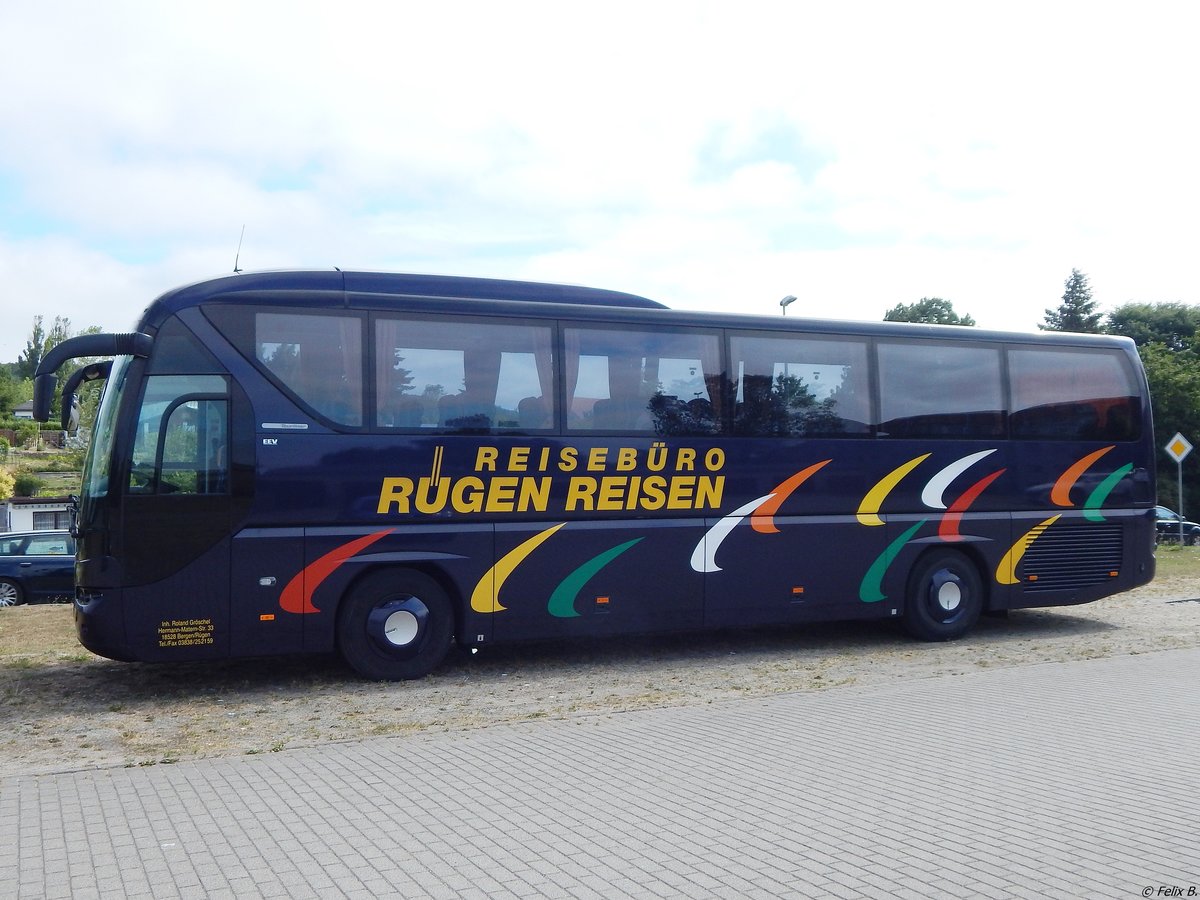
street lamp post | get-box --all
[780,295,796,316]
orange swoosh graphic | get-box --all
[1050,446,1113,507]
[280,529,395,614]
[751,460,832,533]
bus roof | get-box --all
[139,269,1137,353]
[148,270,667,312]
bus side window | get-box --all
[565,326,722,435]
[878,342,1004,439]
[730,333,870,437]
[128,375,229,495]
[256,312,363,427]
[1009,348,1141,441]
[375,317,556,432]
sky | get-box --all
[2,1,1199,365]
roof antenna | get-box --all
[233,225,245,274]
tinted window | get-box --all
[256,313,363,426]
[25,534,73,555]
[564,327,723,434]
[1009,348,1141,441]
[376,317,555,431]
[878,342,1004,438]
[730,334,870,436]
[0,537,26,556]
[129,375,229,495]
[147,316,222,374]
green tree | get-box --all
[1106,301,1200,352]
[0,367,27,416]
[883,297,976,326]
[13,471,45,497]
[1136,342,1200,513]
[15,315,47,379]
[1041,269,1102,333]
[1107,302,1200,514]
[12,316,101,428]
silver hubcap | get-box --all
[0,584,18,607]
[936,580,962,612]
[382,610,420,646]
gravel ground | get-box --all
[2,556,1198,777]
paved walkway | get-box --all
[3,648,1199,899]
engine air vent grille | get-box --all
[1021,524,1123,593]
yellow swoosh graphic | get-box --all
[996,515,1061,585]
[856,453,930,526]
[471,523,566,613]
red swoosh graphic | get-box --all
[1050,446,1113,507]
[939,469,1006,541]
[751,460,832,534]
[279,529,395,614]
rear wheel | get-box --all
[0,579,24,608]
[903,550,983,641]
[336,570,453,680]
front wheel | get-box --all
[0,579,24,608]
[336,570,454,680]
[903,550,984,641]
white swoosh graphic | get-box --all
[920,449,997,510]
[690,495,775,573]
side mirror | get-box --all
[59,361,112,431]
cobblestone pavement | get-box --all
[3,647,1199,899]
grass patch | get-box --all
[1154,544,1200,578]
[0,605,88,661]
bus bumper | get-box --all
[74,589,134,662]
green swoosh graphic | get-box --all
[1083,464,1133,522]
[548,538,644,618]
[859,520,927,603]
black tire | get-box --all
[902,550,984,641]
[0,578,24,608]
[336,570,453,681]
[1187,530,1198,547]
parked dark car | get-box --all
[1155,506,1200,545]
[0,531,76,606]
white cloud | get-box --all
[1,0,1199,366]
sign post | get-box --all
[1166,432,1193,543]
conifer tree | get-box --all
[1041,269,1102,333]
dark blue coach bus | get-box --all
[33,271,1157,679]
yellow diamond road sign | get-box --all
[1167,432,1193,463]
